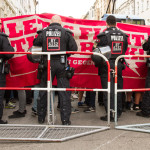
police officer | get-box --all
[136,36,150,117]
[33,15,78,125]
[0,19,14,124]
[93,15,128,121]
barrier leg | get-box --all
[51,90,55,124]
[114,83,117,126]
[107,82,110,126]
[47,90,51,124]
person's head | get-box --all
[51,15,62,24]
[106,15,116,28]
[0,19,2,32]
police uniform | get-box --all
[136,36,150,117]
[0,32,14,123]
[95,27,128,119]
[33,23,77,124]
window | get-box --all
[147,0,149,10]
[131,3,134,14]
[141,0,144,12]
[137,2,139,15]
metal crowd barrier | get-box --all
[0,51,111,142]
[114,55,150,133]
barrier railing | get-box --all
[114,55,150,132]
[0,51,111,125]
[0,51,112,142]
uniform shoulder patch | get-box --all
[97,32,106,37]
[37,29,43,34]
[64,28,73,35]
[0,32,8,37]
[37,27,47,34]
[125,34,129,37]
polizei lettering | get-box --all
[111,35,123,41]
[46,31,61,37]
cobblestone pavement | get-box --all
[0,93,150,150]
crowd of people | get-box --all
[0,14,150,125]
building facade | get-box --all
[0,0,38,18]
[115,0,150,25]
[83,0,114,20]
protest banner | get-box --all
[1,13,149,89]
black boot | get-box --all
[126,101,132,110]
[100,115,115,122]
[62,120,71,125]
[0,120,7,124]
[136,111,150,118]
[38,117,45,124]
[9,111,25,118]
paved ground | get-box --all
[0,93,150,150]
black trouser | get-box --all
[98,92,104,105]
[26,90,33,104]
[85,91,96,107]
[0,73,6,120]
[38,59,71,123]
[100,60,123,116]
[5,90,11,103]
[141,68,150,114]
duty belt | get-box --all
[0,58,5,74]
[0,62,4,74]
[51,55,60,60]
[109,58,116,61]
[0,58,3,63]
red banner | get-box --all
[1,13,149,89]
